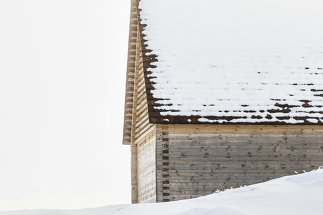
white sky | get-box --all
[0,0,130,210]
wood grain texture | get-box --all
[137,127,156,203]
[130,25,156,203]
[155,124,323,202]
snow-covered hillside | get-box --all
[1,169,323,215]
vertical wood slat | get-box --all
[161,125,170,202]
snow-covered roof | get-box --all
[138,0,323,124]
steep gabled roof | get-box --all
[124,0,323,142]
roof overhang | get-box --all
[122,0,139,145]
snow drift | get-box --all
[1,168,323,215]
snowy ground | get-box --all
[1,168,323,215]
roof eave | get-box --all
[122,0,139,145]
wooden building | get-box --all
[123,0,323,203]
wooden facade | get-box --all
[130,123,323,203]
[124,0,323,203]
[155,125,323,202]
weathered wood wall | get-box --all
[156,124,323,202]
[137,127,156,203]
[131,27,156,203]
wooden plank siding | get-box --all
[131,26,156,203]
[137,127,157,203]
[155,124,323,202]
